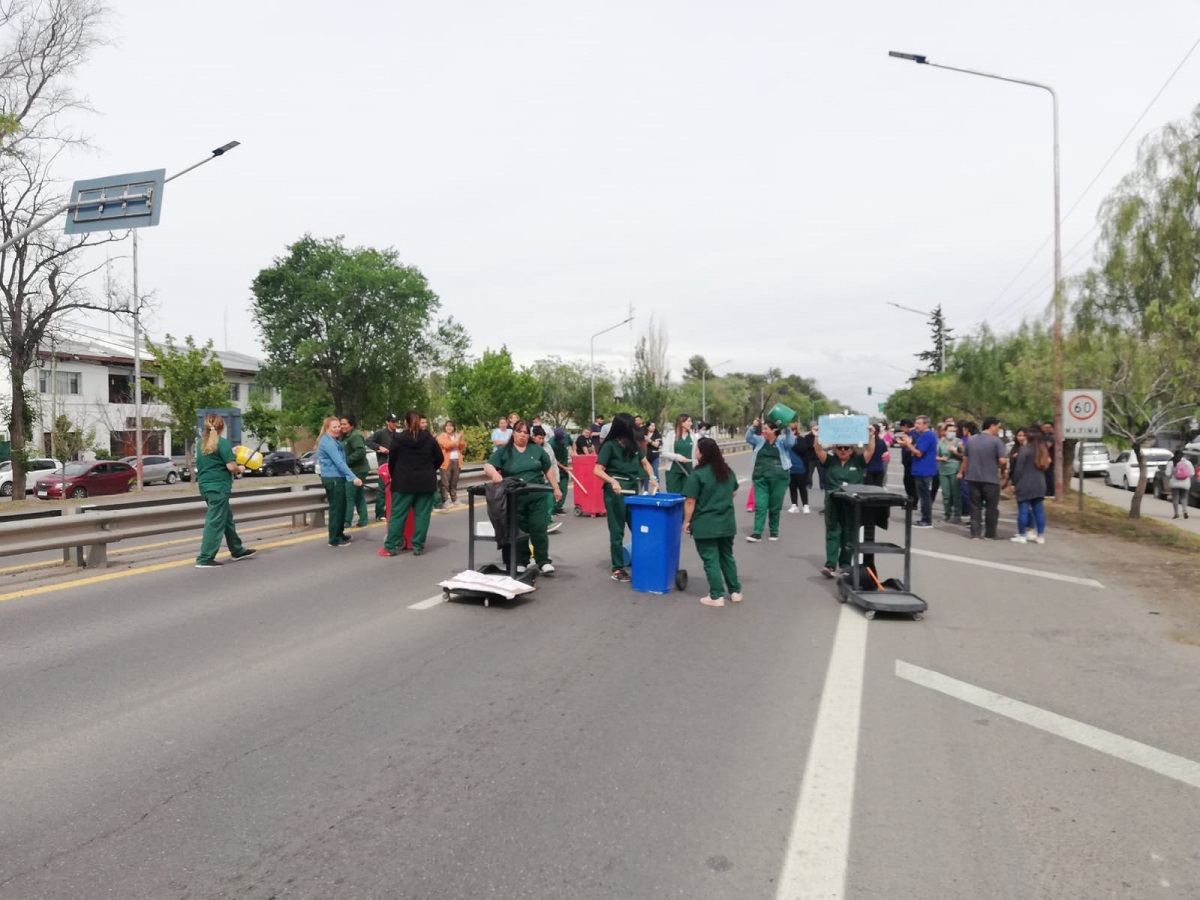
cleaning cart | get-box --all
[829,483,927,620]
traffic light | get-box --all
[867,386,873,396]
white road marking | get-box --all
[408,594,445,610]
[911,548,1104,588]
[776,605,869,900]
[896,661,1200,790]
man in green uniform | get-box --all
[483,423,563,573]
[813,426,877,577]
[745,418,796,541]
[682,454,741,606]
[366,413,400,520]
[340,415,371,528]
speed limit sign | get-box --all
[1063,389,1104,438]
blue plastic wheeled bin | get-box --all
[623,493,689,594]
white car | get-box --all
[1104,448,1173,490]
[0,457,64,496]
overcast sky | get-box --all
[61,0,1200,416]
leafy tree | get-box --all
[48,413,95,461]
[250,235,467,427]
[446,347,542,428]
[528,356,608,428]
[915,305,953,375]
[143,335,229,461]
[242,392,298,451]
[0,0,115,496]
[681,355,709,382]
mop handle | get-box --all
[569,471,588,494]
[866,566,886,591]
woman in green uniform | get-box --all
[194,413,256,568]
[483,420,563,573]
[682,437,741,607]
[813,424,877,577]
[662,413,697,494]
[745,418,797,541]
[594,412,658,582]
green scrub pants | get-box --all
[197,489,246,563]
[374,479,387,520]
[824,502,854,569]
[752,475,788,536]
[501,492,551,568]
[694,535,741,600]
[344,481,368,528]
[939,473,962,519]
[603,487,632,570]
[666,464,690,495]
[322,477,349,546]
[554,469,569,513]
[385,491,434,552]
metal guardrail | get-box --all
[0,443,747,569]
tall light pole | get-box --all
[886,301,947,372]
[701,358,732,423]
[130,141,240,490]
[591,315,634,423]
[888,51,1063,498]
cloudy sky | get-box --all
[61,0,1200,414]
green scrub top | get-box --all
[752,441,788,480]
[672,434,693,468]
[196,436,235,493]
[823,453,868,491]
[597,439,645,491]
[682,466,738,539]
[487,442,553,485]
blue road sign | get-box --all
[64,168,165,234]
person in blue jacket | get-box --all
[745,418,797,541]
[317,415,363,547]
[786,421,810,514]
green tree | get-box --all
[915,305,953,375]
[242,392,298,451]
[529,356,607,428]
[446,347,542,428]
[250,235,467,426]
[143,335,229,461]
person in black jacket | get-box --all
[366,413,400,521]
[378,410,443,557]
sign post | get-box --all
[1063,389,1103,510]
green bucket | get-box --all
[767,402,797,425]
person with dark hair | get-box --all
[1168,448,1195,520]
[1008,426,1051,543]
[786,421,811,514]
[644,421,662,483]
[897,418,916,504]
[366,412,400,521]
[960,416,1006,540]
[575,426,594,455]
[483,419,562,573]
[531,426,564,533]
[595,412,658,582]
[894,415,937,527]
[936,421,964,522]
[864,422,889,490]
[683,437,742,607]
[339,414,370,529]
[436,420,466,507]
[548,426,572,515]
[744,417,797,542]
[813,423,877,578]
[378,410,443,558]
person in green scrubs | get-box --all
[663,413,697,494]
[317,415,364,547]
[194,413,255,568]
[745,418,797,541]
[813,424,877,577]
[483,420,563,573]
[682,437,741,607]
[340,415,370,528]
[594,412,658,582]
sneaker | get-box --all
[340,534,353,544]
[412,548,424,557]
[768,534,779,541]
[195,560,223,569]
[611,569,631,582]
[746,534,762,543]
[788,504,800,514]
[821,566,836,579]
[730,592,743,603]
[1009,535,1027,544]
[700,596,725,607]
[1025,530,1036,540]
[540,562,556,574]
[516,565,527,574]
[232,548,257,561]
[802,505,811,514]
[1035,535,1045,545]
[547,522,562,534]
[914,521,933,528]
[377,548,397,557]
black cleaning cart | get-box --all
[829,483,928,620]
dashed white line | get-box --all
[897,661,1200,790]
[911,548,1104,588]
[407,594,445,610]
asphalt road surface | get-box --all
[1,458,1197,899]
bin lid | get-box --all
[624,492,685,508]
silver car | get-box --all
[120,455,181,485]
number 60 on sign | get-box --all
[1063,389,1103,438]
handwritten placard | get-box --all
[817,414,870,446]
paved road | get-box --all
[1076,472,1200,535]
[0,459,1197,899]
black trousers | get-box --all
[968,481,1001,538]
[788,473,809,506]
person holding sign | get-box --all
[813,423,877,578]
[745,417,797,542]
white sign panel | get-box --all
[817,414,871,446]
[1063,390,1103,439]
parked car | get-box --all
[314,449,378,477]
[1104,448,1173,490]
[251,449,301,477]
[35,460,137,500]
[298,450,317,474]
[1072,442,1111,477]
[1152,449,1200,507]
[0,458,64,496]
[120,455,180,485]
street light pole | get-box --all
[888,51,1063,498]
[590,315,634,423]
[701,358,732,423]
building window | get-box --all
[228,382,240,401]
[109,373,133,404]
[38,370,82,395]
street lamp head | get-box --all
[888,50,928,64]
[212,141,241,156]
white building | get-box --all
[1,327,279,460]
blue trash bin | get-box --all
[624,493,687,594]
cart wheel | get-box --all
[836,592,848,604]
[912,612,924,621]
[674,569,688,591]
[442,589,451,603]
[864,609,876,621]
[573,505,583,517]
[483,597,490,608]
